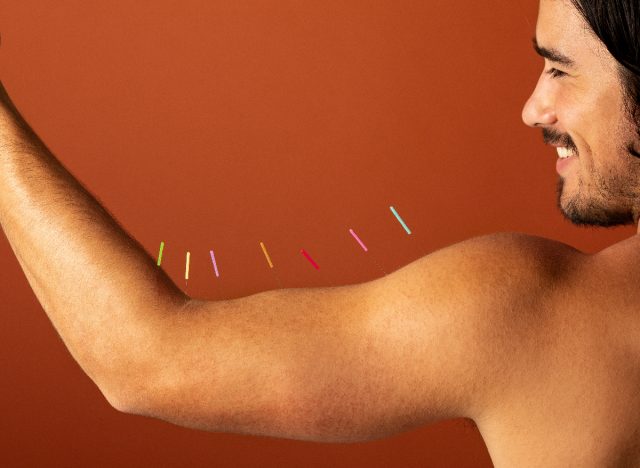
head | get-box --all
[522,0,640,227]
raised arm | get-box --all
[0,82,188,402]
[0,81,583,442]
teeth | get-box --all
[557,147,576,159]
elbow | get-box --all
[93,363,160,416]
[98,378,151,415]
[90,331,169,416]
[101,387,134,414]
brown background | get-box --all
[0,1,634,466]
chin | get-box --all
[558,207,632,227]
[556,178,635,227]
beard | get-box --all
[544,127,638,227]
[556,177,635,227]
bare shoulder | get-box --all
[425,230,584,273]
[368,231,584,316]
[356,231,586,421]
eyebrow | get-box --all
[532,38,576,68]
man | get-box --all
[1,0,639,466]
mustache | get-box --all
[542,128,578,152]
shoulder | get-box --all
[371,231,584,312]
[361,232,585,420]
[365,230,585,327]
[430,230,583,271]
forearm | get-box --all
[0,83,186,405]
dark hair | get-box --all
[570,0,640,127]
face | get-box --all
[522,0,640,227]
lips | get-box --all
[556,146,577,175]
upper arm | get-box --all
[133,232,581,442]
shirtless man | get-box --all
[1,0,639,466]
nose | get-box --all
[522,72,557,127]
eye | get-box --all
[546,67,567,78]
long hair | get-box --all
[571,0,640,127]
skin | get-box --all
[522,0,640,228]
[2,0,640,466]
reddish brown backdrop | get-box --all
[0,1,634,467]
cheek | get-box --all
[555,79,633,176]
[587,84,630,156]
[556,94,596,156]
[584,124,635,183]
[554,87,584,134]
[559,89,621,162]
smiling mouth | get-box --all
[557,146,577,159]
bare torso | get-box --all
[478,235,640,467]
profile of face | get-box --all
[522,0,640,227]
